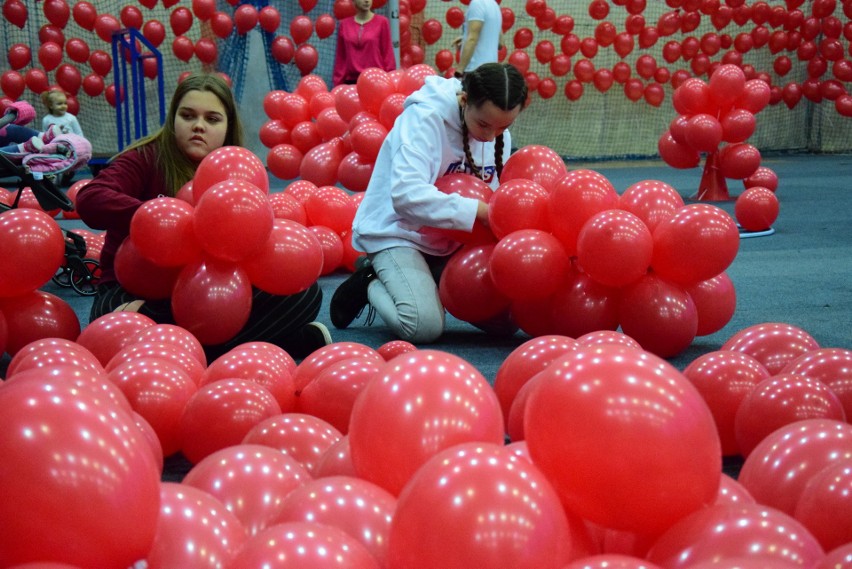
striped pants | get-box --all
[89,281,322,361]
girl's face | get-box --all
[49,93,68,116]
[462,97,521,142]
[355,0,373,12]
[174,89,229,163]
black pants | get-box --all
[90,281,323,361]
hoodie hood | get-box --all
[403,75,463,134]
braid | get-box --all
[494,133,504,178]
[459,104,481,178]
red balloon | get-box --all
[3,0,28,29]
[547,169,618,255]
[349,120,387,163]
[55,64,82,95]
[193,146,269,200]
[72,1,96,31]
[194,37,218,64]
[147,483,247,568]
[618,273,698,358]
[243,413,342,475]
[25,69,50,94]
[7,43,31,70]
[119,5,142,29]
[107,340,204,389]
[743,165,778,192]
[258,6,280,33]
[0,209,65,298]
[88,49,111,76]
[658,130,701,169]
[389,444,572,569]
[721,322,820,375]
[270,35,294,64]
[735,373,845,457]
[210,11,234,38]
[129,197,200,267]
[180,379,281,464]
[685,272,737,336]
[349,350,504,495]
[652,204,739,285]
[488,178,550,239]
[577,209,653,288]
[739,419,852,516]
[647,504,825,569]
[230,521,379,568]
[0,291,78,355]
[6,338,101,379]
[108,358,197,456]
[1,70,25,99]
[0,375,160,567]
[438,244,510,324]
[489,229,571,301]
[493,335,578,428]
[300,138,346,187]
[718,142,761,180]
[267,143,303,180]
[242,218,323,296]
[683,350,771,456]
[685,113,723,153]
[114,237,182,300]
[735,186,779,231]
[292,341,382,394]
[673,77,711,115]
[501,145,568,191]
[182,444,309,536]
[783,348,852,421]
[794,459,852,551]
[618,179,684,232]
[337,151,375,192]
[305,185,356,233]
[193,179,273,263]
[94,14,120,43]
[299,358,383,433]
[547,264,621,338]
[526,344,721,535]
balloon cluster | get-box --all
[433,144,740,358]
[659,63,777,207]
[5,321,850,567]
[0,206,80,356]
[262,67,436,193]
[116,146,324,345]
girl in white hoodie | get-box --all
[330,62,528,343]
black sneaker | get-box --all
[330,257,376,329]
[286,321,333,360]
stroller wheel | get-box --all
[70,258,101,296]
[52,266,72,287]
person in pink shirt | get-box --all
[333,0,396,86]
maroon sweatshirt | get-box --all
[75,145,168,284]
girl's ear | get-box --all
[458,92,468,107]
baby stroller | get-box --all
[0,133,101,296]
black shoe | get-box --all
[330,257,376,329]
[286,321,333,360]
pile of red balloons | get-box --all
[262,67,435,192]
[117,146,324,345]
[435,144,740,358]
[3,317,852,566]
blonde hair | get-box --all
[119,72,245,196]
[41,89,67,115]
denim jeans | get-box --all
[368,246,448,343]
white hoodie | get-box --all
[351,75,512,256]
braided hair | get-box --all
[459,63,528,179]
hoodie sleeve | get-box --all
[387,111,479,231]
[75,148,159,232]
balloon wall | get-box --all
[3,0,852,160]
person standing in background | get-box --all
[333,0,396,86]
[452,0,503,77]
